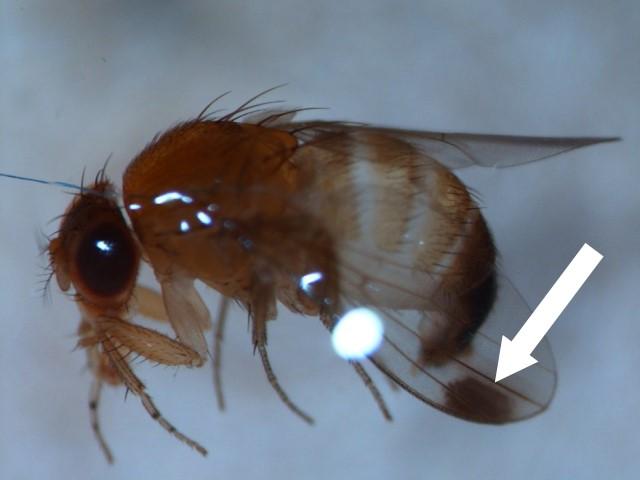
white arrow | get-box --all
[495,243,603,382]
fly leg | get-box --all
[98,316,202,367]
[101,334,208,456]
[88,378,114,464]
[81,316,208,458]
[250,277,314,424]
[350,361,393,421]
[212,296,229,411]
[256,344,314,424]
[80,320,121,463]
[134,283,228,410]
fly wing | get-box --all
[255,189,556,422]
[281,127,558,422]
[281,120,618,169]
[329,221,556,423]
[340,276,556,423]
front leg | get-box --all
[78,317,207,461]
[97,316,202,367]
[100,335,207,457]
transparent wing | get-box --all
[284,127,558,422]
[282,120,618,169]
[338,271,556,423]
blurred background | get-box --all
[1,1,638,479]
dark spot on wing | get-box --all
[444,376,512,423]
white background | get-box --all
[1,1,638,479]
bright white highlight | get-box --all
[128,203,142,211]
[299,271,323,294]
[180,220,190,233]
[196,211,213,225]
[153,191,194,205]
[331,308,384,360]
[96,240,113,252]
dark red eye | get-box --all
[52,179,141,309]
[75,222,138,297]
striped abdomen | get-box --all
[293,131,497,360]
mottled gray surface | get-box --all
[1,1,638,479]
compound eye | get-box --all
[75,222,138,298]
